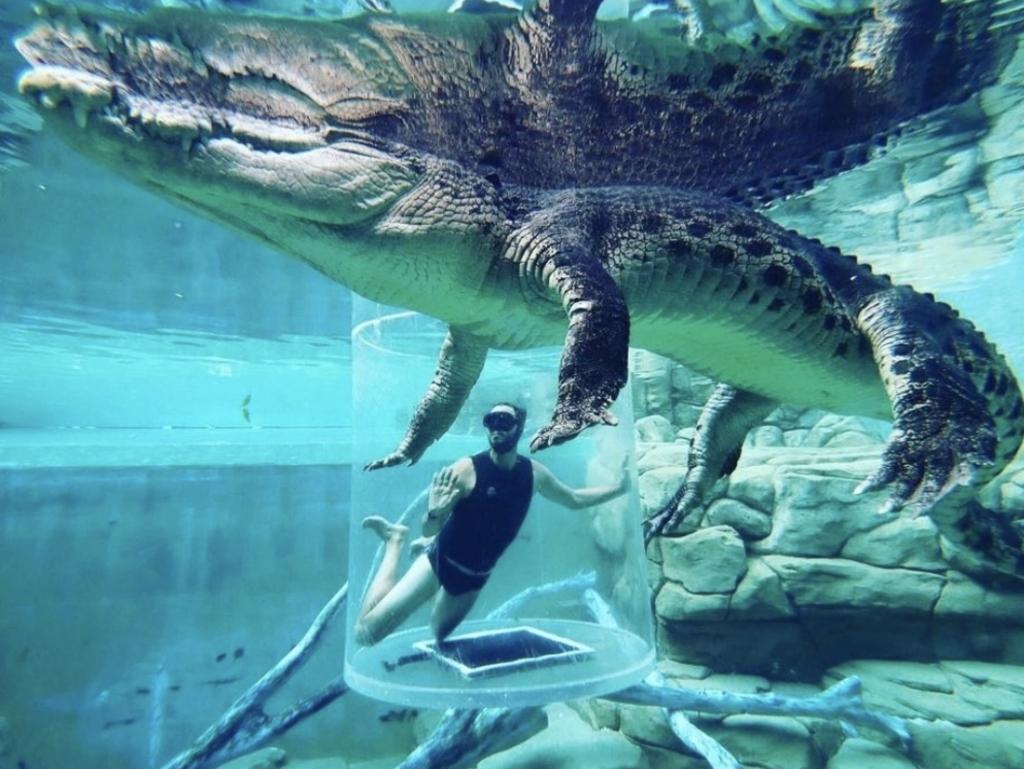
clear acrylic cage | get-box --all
[343,301,656,708]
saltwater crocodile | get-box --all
[14,0,1024,579]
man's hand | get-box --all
[428,466,461,514]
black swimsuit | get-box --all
[427,452,534,596]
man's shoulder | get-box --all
[451,456,476,473]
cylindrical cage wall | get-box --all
[344,303,655,708]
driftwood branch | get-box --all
[663,709,741,769]
[583,589,911,766]
[159,584,349,769]
[489,571,597,619]
[606,676,910,750]
[395,708,548,769]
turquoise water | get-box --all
[2,1,1024,769]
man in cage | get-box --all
[356,402,630,646]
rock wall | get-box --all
[610,351,1024,769]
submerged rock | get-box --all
[826,737,916,769]
[660,526,747,594]
[705,498,773,540]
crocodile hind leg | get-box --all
[852,286,1004,514]
[645,383,775,541]
[852,286,1024,580]
[364,327,489,470]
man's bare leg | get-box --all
[359,516,410,617]
[357,554,439,645]
[431,589,482,643]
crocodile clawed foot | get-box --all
[855,418,996,516]
[364,450,415,471]
[643,507,678,546]
[529,406,617,451]
[643,485,701,545]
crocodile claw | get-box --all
[643,483,702,545]
[643,509,676,546]
[364,450,415,471]
[529,407,618,451]
[854,414,996,516]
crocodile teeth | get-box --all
[73,101,89,128]
[18,66,115,115]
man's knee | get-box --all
[355,617,382,647]
[430,591,477,642]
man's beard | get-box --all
[489,432,520,454]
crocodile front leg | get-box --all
[525,242,630,450]
[853,286,999,513]
[364,327,489,470]
[645,383,775,541]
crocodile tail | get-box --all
[931,491,1024,586]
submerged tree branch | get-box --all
[489,571,597,619]
[606,676,910,749]
[395,707,548,769]
[583,588,911,765]
[159,584,349,769]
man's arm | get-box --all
[532,457,629,510]
[421,458,473,537]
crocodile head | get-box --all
[15,5,430,252]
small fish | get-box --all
[379,708,417,722]
[242,393,251,424]
[204,677,240,686]
[233,647,245,659]
[216,653,227,662]
[135,687,151,695]
[101,717,137,730]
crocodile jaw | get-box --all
[15,8,422,235]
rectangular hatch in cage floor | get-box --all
[411,625,596,679]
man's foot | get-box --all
[362,515,408,543]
